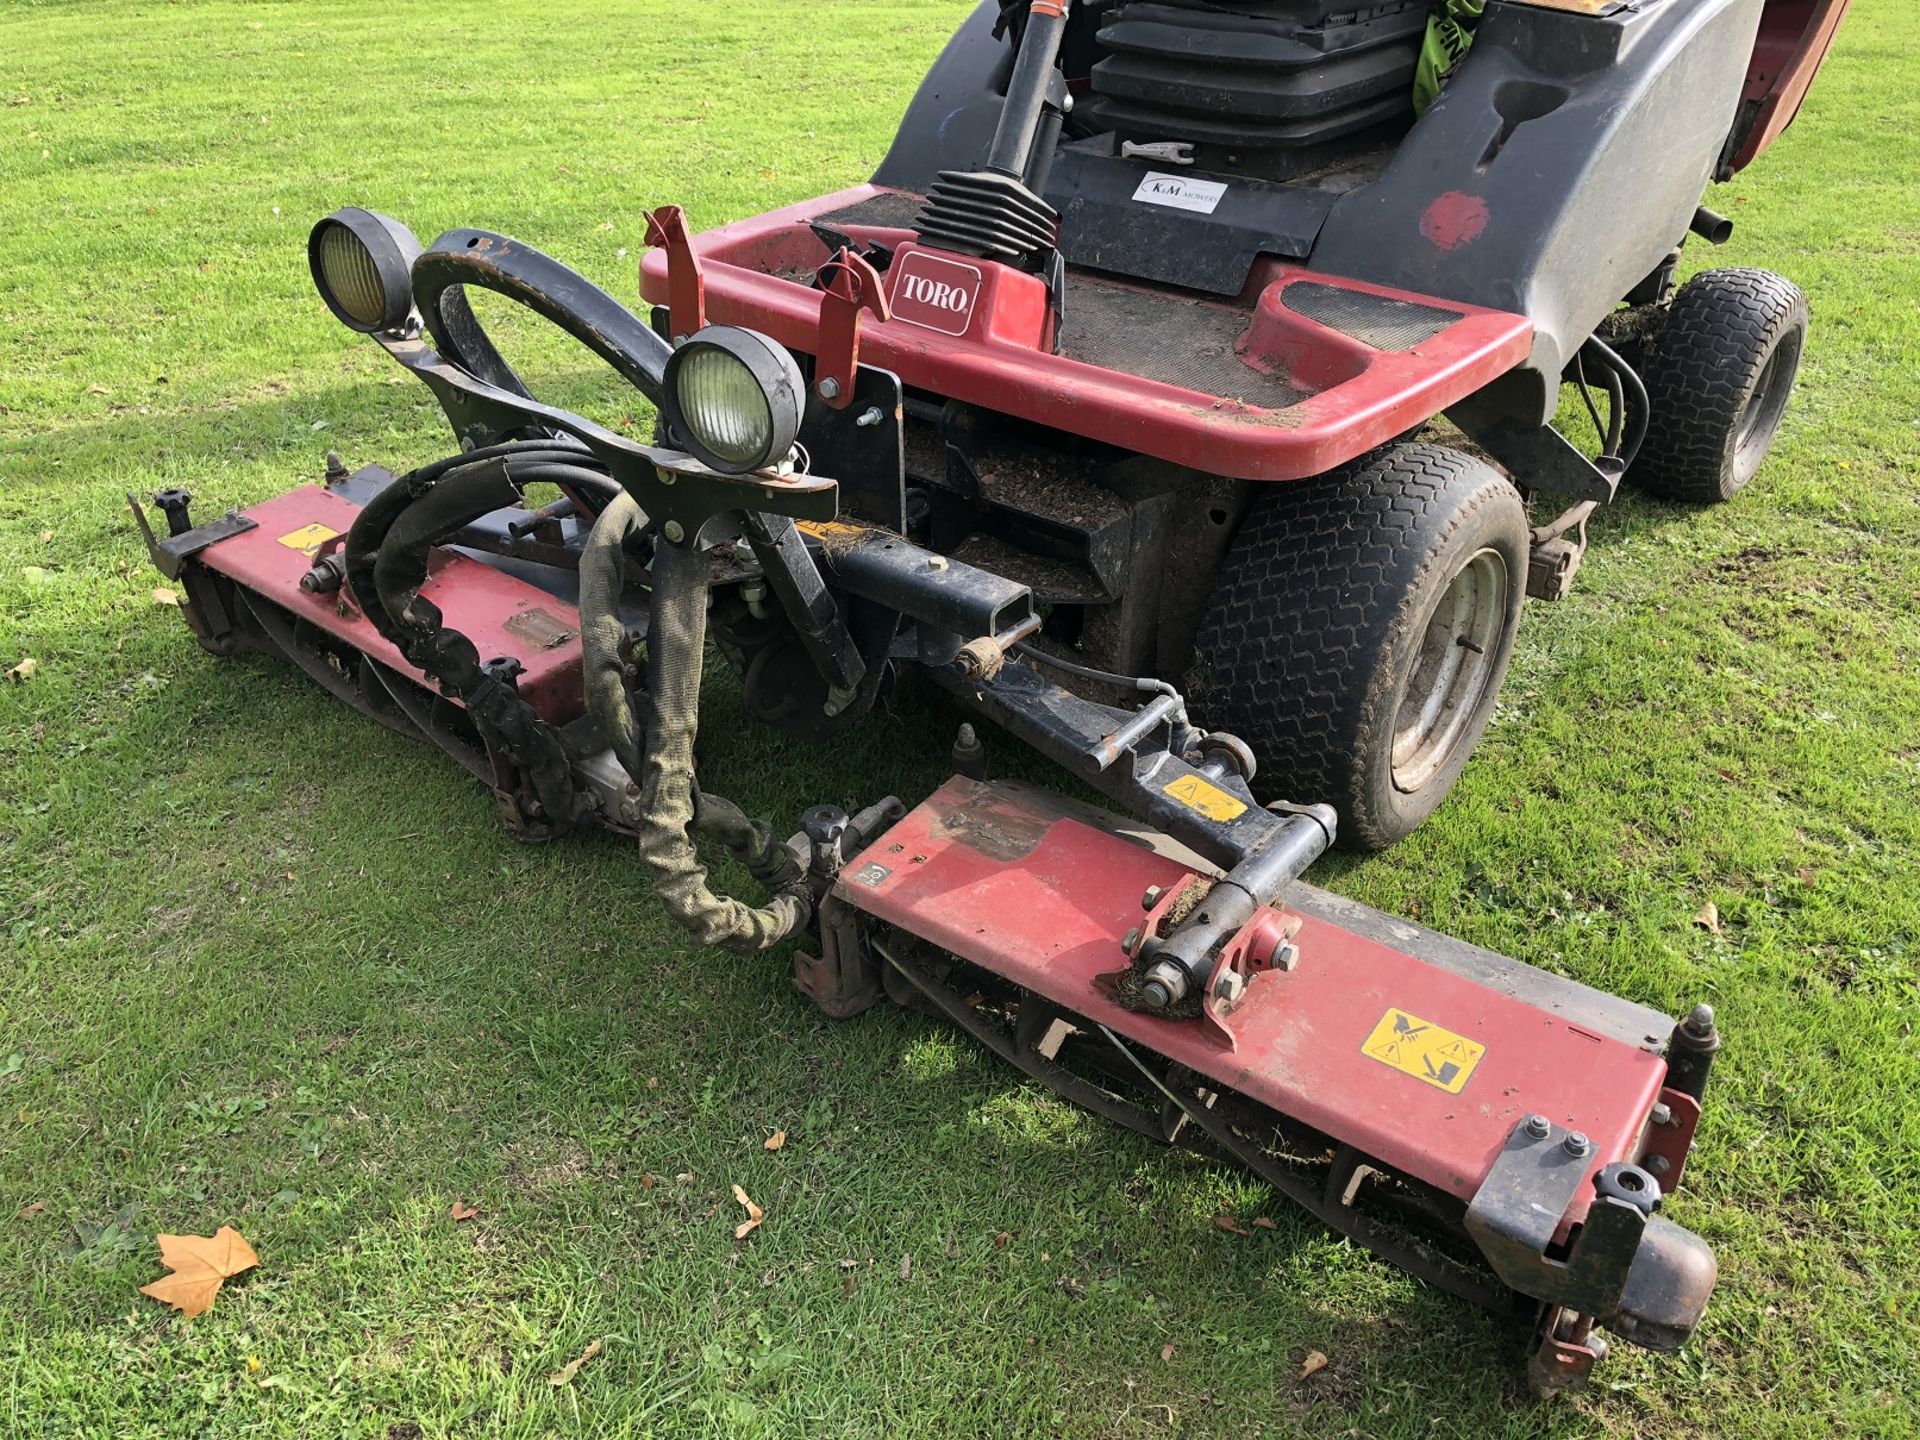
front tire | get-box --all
[1190,444,1527,852]
[1631,268,1808,503]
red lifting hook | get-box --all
[813,248,891,411]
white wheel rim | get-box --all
[1391,547,1508,794]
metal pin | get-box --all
[1121,140,1195,166]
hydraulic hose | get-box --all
[345,455,585,832]
[578,490,650,784]
[580,493,810,954]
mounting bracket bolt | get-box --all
[817,377,842,401]
[1524,1114,1553,1140]
[1650,1102,1674,1127]
[1120,927,1141,955]
[662,520,685,543]
[1141,885,1163,910]
[1563,1131,1592,1158]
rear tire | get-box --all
[1190,443,1527,852]
[1631,268,1808,503]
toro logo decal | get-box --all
[891,251,983,338]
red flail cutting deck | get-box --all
[838,778,1669,1212]
[192,487,587,725]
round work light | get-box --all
[307,207,421,334]
[662,326,806,475]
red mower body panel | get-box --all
[640,186,1534,482]
[1724,0,1853,176]
[193,487,588,726]
[838,777,1682,1218]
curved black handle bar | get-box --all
[412,227,673,409]
[368,227,834,549]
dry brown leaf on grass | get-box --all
[1160,1342,1176,1363]
[17,1201,46,1219]
[1213,1215,1251,1236]
[763,1130,787,1152]
[138,1227,258,1317]
[1694,901,1723,935]
[1298,1349,1329,1380]
[898,1253,911,1281]
[448,1201,480,1223]
[732,1184,763,1239]
[1251,1216,1276,1231]
[151,587,179,607]
[549,1338,602,1387]
[6,657,37,684]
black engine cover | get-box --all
[1081,1,1427,180]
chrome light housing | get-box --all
[308,207,421,334]
[662,326,805,475]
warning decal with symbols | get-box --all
[1359,1008,1486,1095]
[1161,773,1247,821]
[276,523,339,559]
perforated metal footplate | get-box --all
[1060,276,1306,408]
[1283,281,1462,353]
[818,191,927,232]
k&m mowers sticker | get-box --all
[1162,774,1247,821]
[1360,1009,1485,1095]
[276,523,339,558]
[1131,170,1228,215]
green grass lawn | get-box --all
[2,1,1917,1435]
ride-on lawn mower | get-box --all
[135,0,1848,1395]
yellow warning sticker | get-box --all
[276,523,339,558]
[796,520,871,541]
[1162,774,1247,822]
[1360,1009,1486,1095]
